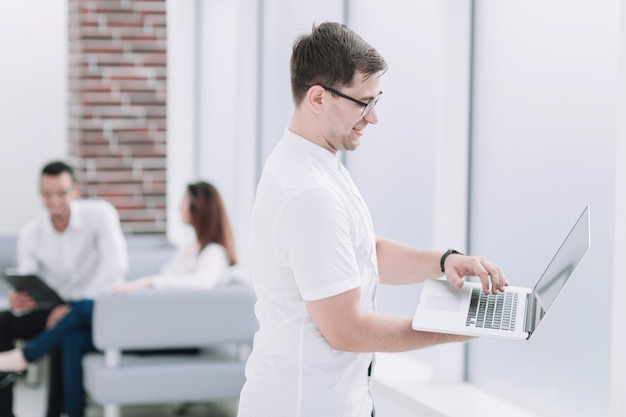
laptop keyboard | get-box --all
[465,288,519,331]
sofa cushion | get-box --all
[83,285,257,408]
[83,348,247,404]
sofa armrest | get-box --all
[92,284,258,351]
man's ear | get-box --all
[305,85,326,114]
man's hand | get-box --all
[443,254,508,294]
[9,291,36,314]
[112,277,153,295]
[46,304,70,329]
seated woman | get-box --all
[0,180,237,417]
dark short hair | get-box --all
[41,161,76,183]
[290,21,388,105]
[186,181,237,266]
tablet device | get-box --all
[2,270,64,308]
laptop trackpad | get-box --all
[424,294,462,312]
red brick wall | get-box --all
[68,0,167,234]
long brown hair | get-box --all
[186,181,237,265]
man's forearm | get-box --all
[376,238,445,285]
[373,315,472,352]
[326,311,471,353]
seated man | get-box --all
[0,160,128,417]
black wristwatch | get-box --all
[440,249,464,273]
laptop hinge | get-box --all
[523,292,536,335]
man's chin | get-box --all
[50,211,70,222]
[345,138,361,151]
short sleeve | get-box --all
[273,187,361,301]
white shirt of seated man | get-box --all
[14,169,128,326]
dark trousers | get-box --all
[61,327,93,417]
[22,300,95,417]
[22,300,94,363]
[0,308,63,417]
[47,348,64,417]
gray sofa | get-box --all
[83,284,257,417]
[0,234,257,415]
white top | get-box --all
[152,241,231,289]
[16,199,128,301]
[238,129,379,417]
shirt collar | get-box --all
[68,201,82,230]
[284,128,342,170]
[41,200,82,235]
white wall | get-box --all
[258,0,345,163]
[468,1,620,416]
[0,1,68,233]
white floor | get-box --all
[10,363,407,417]
[12,374,408,417]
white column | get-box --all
[166,0,197,244]
[0,0,68,233]
[428,0,473,383]
[610,1,626,415]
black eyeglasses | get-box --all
[322,86,383,116]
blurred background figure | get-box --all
[0,180,237,417]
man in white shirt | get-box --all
[237,22,508,417]
[0,161,128,417]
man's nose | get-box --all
[364,106,379,124]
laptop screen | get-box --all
[531,206,591,330]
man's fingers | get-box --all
[446,255,509,294]
[478,272,491,294]
[476,259,506,294]
[446,271,465,288]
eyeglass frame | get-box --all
[321,86,383,116]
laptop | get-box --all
[2,269,65,309]
[411,206,591,340]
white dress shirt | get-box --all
[16,199,128,301]
[151,242,231,289]
[238,129,379,417]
